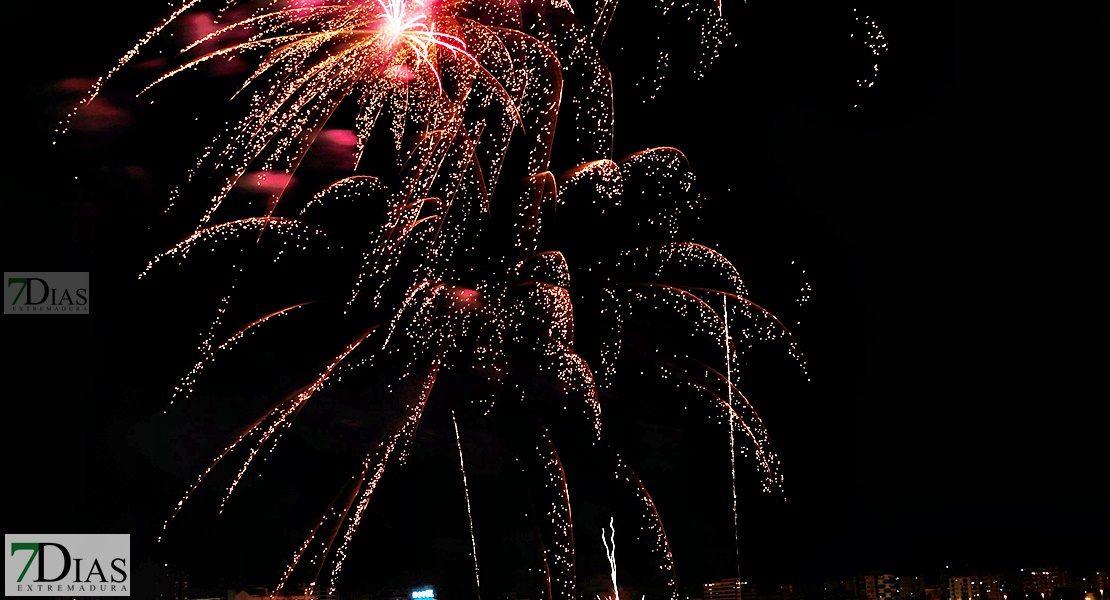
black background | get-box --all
[5,0,1106,598]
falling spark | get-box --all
[851,8,889,107]
[724,294,740,577]
[453,410,482,600]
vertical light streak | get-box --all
[602,516,619,600]
[453,410,482,600]
[724,295,739,577]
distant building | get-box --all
[924,584,945,600]
[158,566,188,600]
[861,574,897,600]
[818,573,897,600]
[822,577,862,600]
[1072,571,1107,600]
[1021,568,1069,599]
[705,578,758,600]
[897,575,928,599]
[949,575,1004,600]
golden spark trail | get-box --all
[453,410,482,600]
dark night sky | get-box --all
[4,0,1106,598]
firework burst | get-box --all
[67,0,809,596]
